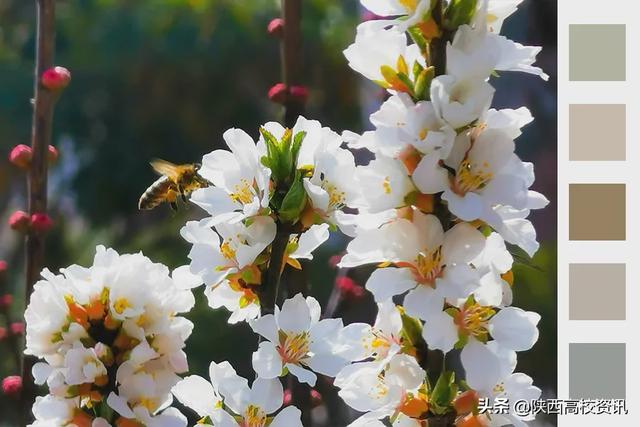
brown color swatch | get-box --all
[569,184,626,240]
[570,104,626,161]
[569,264,626,320]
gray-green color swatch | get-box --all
[570,24,626,81]
[570,343,626,398]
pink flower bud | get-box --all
[48,145,59,164]
[268,83,288,104]
[267,18,285,37]
[8,210,31,232]
[283,389,292,406]
[30,213,53,233]
[9,322,24,337]
[41,66,71,91]
[0,327,7,341]
[0,260,7,273]
[289,85,309,105]
[328,254,343,269]
[1,376,22,397]
[336,276,364,300]
[0,294,12,309]
[310,388,322,407]
[9,144,32,169]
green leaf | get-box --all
[292,130,307,164]
[407,25,427,52]
[431,371,457,414]
[444,0,478,30]
[279,172,307,222]
[401,311,423,348]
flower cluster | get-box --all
[25,246,195,426]
[330,0,548,425]
[181,116,359,323]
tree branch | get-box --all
[21,0,56,422]
[280,0,303,127]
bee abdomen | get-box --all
[138,176,174,210]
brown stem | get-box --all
[429,0,447,76]
[277,0,313,423]
[22,0,56,422]
[280,0,303,127]
[259,226,291,316]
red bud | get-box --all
[336,276,364,300]
[8,210,30,232]
[1,376,22,397]
[0,294,12,309]
[283,389,292,406]
[30,213,53,233]
[328,254,343,269]
[310,388,322,407]
[9,145,32,169]
[267,18,285,37]
[289,85,309,105]
[41,66,71,91]
[0,260,7,273]
[9,322,24,337]
[0,327,7,341]
[268,83,289,104]
[48,145,59,164]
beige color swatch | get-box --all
[569,264,626,320]
[570,104,626,161]
[570,24,626,81]
[569,184,626,240]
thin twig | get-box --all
[22,0,56,422]
[280,0,303,128]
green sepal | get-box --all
[430,371,457,414]
[444,0,478,30]
[414,66,435,101]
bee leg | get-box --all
[170,201,178,211]
[177,184,188,203]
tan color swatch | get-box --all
[570,104,626,161]
[570,24,626,81]
[569,264,626,320]
[569,184,626,240]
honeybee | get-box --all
[138,159,210,211]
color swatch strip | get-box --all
[558,0,640,427]
[559,1,637,426]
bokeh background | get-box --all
[0,0,557,425]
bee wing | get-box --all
[150,159,185,182]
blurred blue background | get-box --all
[0,0,556,425]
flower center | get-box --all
[277,331,310,364]
[493,382,505,395]
[113,297,131,315]
[383,176,392,194]
[220,240,237,261]
[453,159,493,196]
[454,303,495,341]
[230,179,254,205]
[241,405,267,427]
[399,0,417,13]
[322,180,346,209]
[412,247,443,285]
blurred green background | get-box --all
[0,0,557,425]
